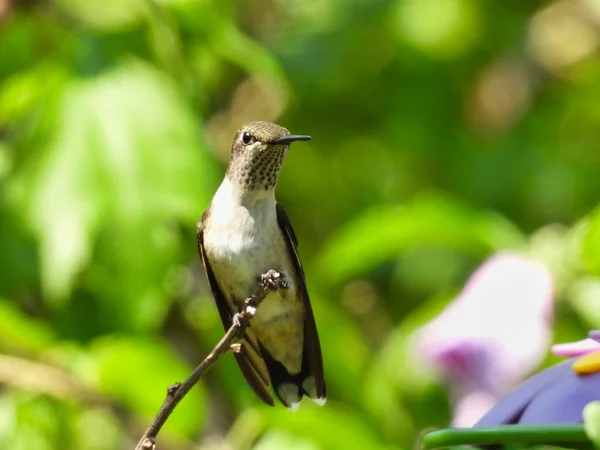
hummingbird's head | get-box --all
[226,121,311,191]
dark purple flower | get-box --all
[475,331,600,426]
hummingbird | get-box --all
[196,121,326,410]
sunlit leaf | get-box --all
[0,392,77,450]
[0,65,62,124]
[0,298,55,354]
[73,407,122,450]
[86,336,205,437]
[584,401,600,449]
[253,430,319,450]
[0,212,39,300]
[54,0,149,31]
[394,0,481,59]
[315,193,526,284]
[0,142,11,180]
[363,292,454,442]
[568,278,600,328]
[310,296,370,405]
[260,403,395,450]
[584,208,600,277]
[12,59,216,303]
[86,221,180,332]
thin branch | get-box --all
[135,270,284,450]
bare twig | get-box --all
[135,270,285,450]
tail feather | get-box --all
[260,342,327,410]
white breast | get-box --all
[203,178,294,301]
[203,178,305,373]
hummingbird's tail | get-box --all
[262,343,327,411]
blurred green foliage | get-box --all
[0,0,599,449]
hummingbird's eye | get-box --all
[242,132,253,145]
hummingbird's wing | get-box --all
[197,214,275,406]
[274,203,326,404]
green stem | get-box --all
[421,425,591,450]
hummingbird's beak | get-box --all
[273,135,312,145]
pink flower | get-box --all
[552,332,600,358]
[413,252,555,427]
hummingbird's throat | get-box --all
[227,146,287,191]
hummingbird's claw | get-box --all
[261,270,288,291]
[232,313,243,328]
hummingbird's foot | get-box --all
[261,269,289,291]
[232,312,247,328]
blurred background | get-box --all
[1,0,600,448]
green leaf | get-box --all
[583,207,600,277]
[73,407,122,450]
[254,430,319,450]
[12,59,216,303]
[363,292,455,442]
[315,193,526,284]
[260,404,395,450]
[309,296,371,405]
[166,1,288,85]
[568,278,600,328]
[85,336,205,437]
[0,142,11,180]
[86,220,181,332]
[0,392,78,450]
[54,0,149,31]
[0,298,56,354]
[394,0,482,59]
[0,65,56,124]
[584,401,600,449]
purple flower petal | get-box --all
[519,369,600,424]
[474,359,574,426]
[589,331,600,343]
